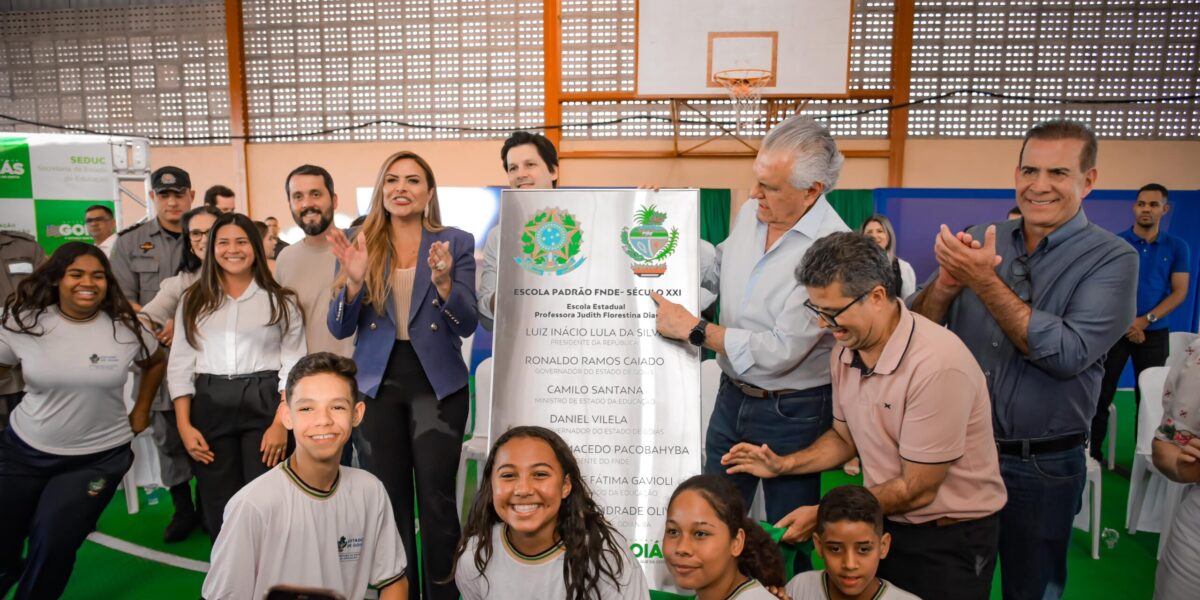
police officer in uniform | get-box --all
[110,166,200,542]
[0,231,46,430]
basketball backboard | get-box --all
[636,0,853,98]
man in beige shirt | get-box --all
[722,232,1006,600]
[275,165,355,359]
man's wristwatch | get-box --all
[1146,312,1159,324]
[688,319,709,346]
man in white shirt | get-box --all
[477,132,560,331]
[652,115,849,572]
[84,204,117,257]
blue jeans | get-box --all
[997,446,1087,600]
[704,375,832,528]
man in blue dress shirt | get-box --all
[1091,183,1190,462]
[910,120,1138,599]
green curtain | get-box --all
[699,188,732,246]
[698,189,731,361]
[825,189,877,232]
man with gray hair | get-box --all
[653,115,849,571]
[722,232,1006,600]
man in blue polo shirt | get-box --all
[1091,183,1191,462]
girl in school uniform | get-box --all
[0,242,165,599]
[167,212,306,541]
[451,426,650,600]
[663,475,786,600]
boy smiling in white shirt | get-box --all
[202,353,408,600]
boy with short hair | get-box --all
[783,486,920,600]
[202,352,407,600]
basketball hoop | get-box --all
[713,68,773,132]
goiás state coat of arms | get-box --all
[620,204,679,277]
[514,207,586,276]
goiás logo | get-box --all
[629,540,664,559]
[0,157,25,179]
[46,222,90,238]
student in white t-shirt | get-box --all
[663,475,786,600]
[203,352,407,600]
[451,426,649,600]
[779,486,920,600]
[0,242,165,599]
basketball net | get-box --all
[712,69,773,133]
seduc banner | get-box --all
[491,188,704,590]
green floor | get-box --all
[5,391,1162,599]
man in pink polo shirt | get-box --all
[722,232,1006,600]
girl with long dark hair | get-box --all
[0,242,165,599]
[663,475,785,599]
[327,151,477,600]
[167,212,306,541]
[451,426,649,600]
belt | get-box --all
[892,512,998,528]
[729,379,801,399]
[995,433,1087,458]
[198,370,277,381]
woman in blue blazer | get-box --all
[327,151,476,600]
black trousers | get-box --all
[189,372,282,541]
[0,428,133,600]
[359,341,468,600]
[876,513,1000,600]
[1091,328,1170,459]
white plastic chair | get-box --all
[1072,455,1103,559]
[461,333,474,371]
[1126,366,1188,558]
[456,357,493,521]
[1105,403,1117,470]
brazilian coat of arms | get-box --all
[620,204,679,277]
[514,207,586,276]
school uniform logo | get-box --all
[337,535,364,562]
[88,353,120,370]
[87,478,107,497]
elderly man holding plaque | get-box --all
[652,115,848,571]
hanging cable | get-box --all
[1,89,1196,143]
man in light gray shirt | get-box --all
[653,115,849,572]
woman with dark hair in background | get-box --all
[252,220,278,274]
[328,151,477,600]
[0,242,165,599]
[861,214,916,299]
[451,426,649,600]
[141,205,222,348]
[167,212,305,541]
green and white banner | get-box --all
[492,189,704,591]
[0,134,119,253]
